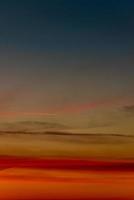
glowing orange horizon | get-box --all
[0,156,134,200]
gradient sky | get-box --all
[0,0,134,133]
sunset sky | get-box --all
[0,1,134,200]
[0,0,134,133]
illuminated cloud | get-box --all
[122,105,134,114]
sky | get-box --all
[0,0,134,134]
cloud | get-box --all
[49,96,129,114]
[122,105,134,114]
[0,121,68,133]
[87,121,114,128]
[0,127,133,145]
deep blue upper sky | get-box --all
[0,0,133,51]
[0,0,133,123]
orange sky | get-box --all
[0,167,134,200]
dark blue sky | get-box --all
[0,0,133,127]
[0,0,134,51]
